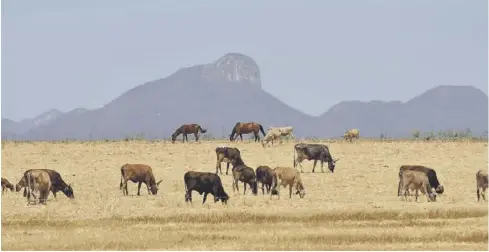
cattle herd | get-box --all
[1,122,488,207]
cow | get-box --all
[343,128,360,142]
[231,157,258,195]
[398,169,436,202]
[120,164,163,196]
[171,124,207,143]
[16,169,74,199]
[25,170,52,205]
[184,171,229,204]
[293,143,339,173]
[215,147,241,175]
[397,165,444,197]
[476,169,488,202]
[255,166,274,195]
[270,166,306,200]
[262,126,295,147]
[2,178,14,194]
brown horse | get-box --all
[229,122,266,142]
[171,124,207,143]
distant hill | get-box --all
[2,53,487,140]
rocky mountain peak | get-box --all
[212,53,261,88]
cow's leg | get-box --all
[297,157,305,173]
[243,182,247,195]
[124,180,129,196]
[261,182,265,195]
[185,190,192,203]
[137,182,142,196]
[312,160,317,173]
[415,188,419,202]
[482,187,487,201]
[266,184,271,194]
[202,192,208,204]
[52,189,57,199]
[477,186,481,202]
[320,159,325,173]
[289,184,293,199]
[216,161,221,175]
[226,162,230,175]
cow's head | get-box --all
[428,192,437,202]
[15,184,23,192]
[328,158,339,173]
[435,185,444,194]
[62,184,75,199]
[215,191,230,204]
[295,185,306,198]
[150,179,163,195]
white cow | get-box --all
[262,126,294,147]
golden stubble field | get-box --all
[1,139,488,251]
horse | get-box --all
[171,124,207,143]
[229,122,266,142]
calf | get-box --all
[16,169,74,199]
[25,170,52,205]
[215,147,241,175]
[231,157,258,195]
[270,166,306,199]
[2,178,14,194]
[120,164,162,196]
[293,143,339,173]
[397,165,444,197]
[184,171,229,204]
[399,169,436,202]
[343,128,360,142]
[476,169,488,202]
[255,166,274,195]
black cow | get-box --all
[184,171,229,204]
[397,165,444,196]
[230,157,258,195]
[293,143,339,173]
[255,166,274,195]
[215,147,241,175]
[16,169,74,199]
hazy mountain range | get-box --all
[2,53,488,141]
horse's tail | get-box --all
[258,124,266,136]
[198,125,207,134]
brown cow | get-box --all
[171,124,207,143]
[215,146,241,175]
[255,166,274,195]
[25,170,52,205]
[229,122,266,142]
[476,169,488,202]
[120,164,163,196]
[231,157,258,195]
[2,178,14,194]
[270,167,306,200]
[398,169,436,202]
[16,169,74,199]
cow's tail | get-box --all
[258,124,266,136]
[293,145,297,168]
[26,172,32,202]
[398,169,404,196]
[198,125,207,134]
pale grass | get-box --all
[1,140,488,251]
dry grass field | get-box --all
[1,139,488,250]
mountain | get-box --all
[2,53,487,140]
[318,85,488,138]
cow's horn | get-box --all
[156,179,163,186]
[334,158,340,162]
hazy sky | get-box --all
[2,0,487,121]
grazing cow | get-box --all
[476,169,488,202]
[215,147,241,175]
[171,124,207,143]
[16,169,74,199]
[270,166,306,199]
[397,165,444,197]
[184,171,229,204]
[120,164,163,196]
[25,170,52,205]
[343,128,360,142]
[231,157,258,195]
[293,143,339,173]
[398,169,436,202]
[229,122,266,142]
[2,178,14,194]
[255,166,274,195]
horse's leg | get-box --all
[194,133,199,142]
[239,134,243,141]
[137,182,142,196]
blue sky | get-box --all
[2,0,487,121]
